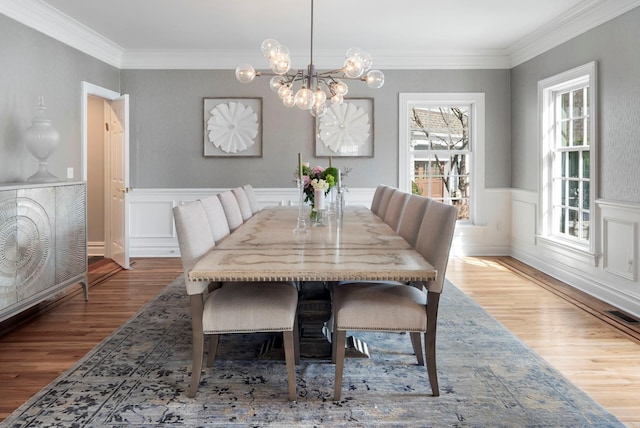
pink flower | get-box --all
[311,166,325,175]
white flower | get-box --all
[311,178,329,191]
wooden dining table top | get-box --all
[188,205,436,283]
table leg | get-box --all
[259,281,370,359]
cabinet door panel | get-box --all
[55,184,87,283]
[0,190,18,310]
[15,187,56,301]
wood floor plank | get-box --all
[0,257,182,421]
[0,256,639,426]
[447,256,640,428]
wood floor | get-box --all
[0,256,639,426]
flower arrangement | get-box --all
[299,164,339,207]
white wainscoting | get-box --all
[127,187,376,258]
[512,189,640,317]
[126,187,513,259]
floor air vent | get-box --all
[606,310,640,324]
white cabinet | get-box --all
[0,182,87,321]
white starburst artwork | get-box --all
[318,102,370,154]
[207,102,259,153]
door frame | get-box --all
[81,81,128,264]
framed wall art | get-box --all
[315,98,374,158]
[203,97,262,157]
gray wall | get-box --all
[0,14,120,184]
[13,5,640,198]
[121,68,511,189]
[1,12,511,191]
[511,6,640,203]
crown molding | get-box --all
[2,0,639,71]
[508,0,640,67]
[0,0,123,68]
[120,49,512,70]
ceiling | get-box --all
[3,0,640,69]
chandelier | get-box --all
[235,0,384,118]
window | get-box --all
[539,62,597,253]
[399,93,485,224]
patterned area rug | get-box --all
[3,277,622,427]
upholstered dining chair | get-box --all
[218,190,244,232]
[200,195,231,243]
[232,186,254,221]
[332,200,457,401]
[397,195,431,247]
[382,190,410,232]
[173,200,300,400]
[375,186,397,220]
[242,184,261,214]
[370,185,389,215]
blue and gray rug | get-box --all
[2,278,622,427]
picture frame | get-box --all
[203,97,262,157]
[315,97,374,158]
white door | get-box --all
[107,95,130,269]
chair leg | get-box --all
[330,315,337,364]
[282,330,297,401]
[293,314,300,365]
[187,295,205,398]
[206,334,219,367]
[333,329,347,401]
[410,332,425,366]
[426,292,440,396]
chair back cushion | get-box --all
[376,187,397,219]
[200,195,231,243]
[173,201,216,295]
[383,191,409,231]
[232,187,253,221]
[242,184,261,214]
[397,195,430,247]
[415,201,458,293]
[218,190,244,231]
[370,185,388,214]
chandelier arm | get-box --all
[337,76,370,82]
[318,69,346,77]
[253,70,300,79]
[316,78,333,91]
[290,73,306,86]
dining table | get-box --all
[188,204,437,358]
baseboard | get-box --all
[87,241,104,257]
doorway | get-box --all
[81,82,130,269]
[86,96,106,258]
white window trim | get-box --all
[538,61,599,262]
[399,93,486,226]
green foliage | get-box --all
[411,181,421,195]
[322,167,339,187]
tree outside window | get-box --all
[409,106,470,220]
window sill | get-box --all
[535,235,600,267]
